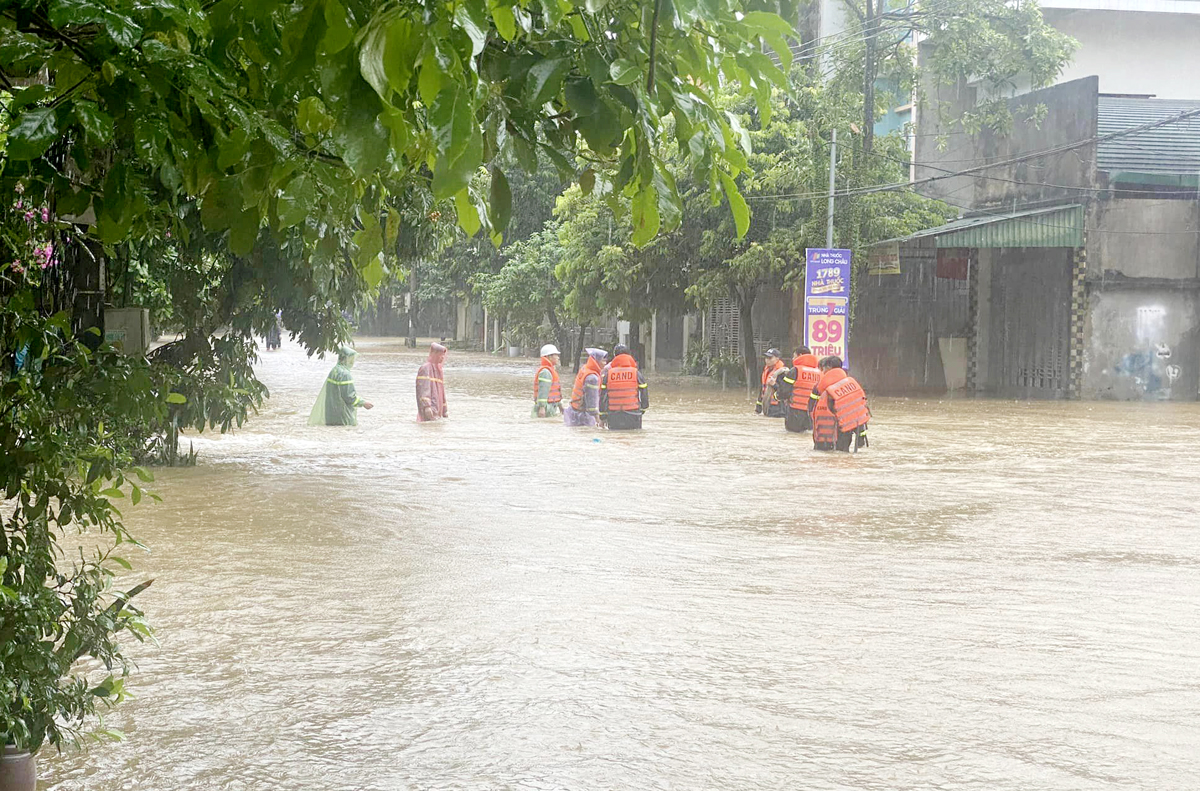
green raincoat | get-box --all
[309,346,365,426]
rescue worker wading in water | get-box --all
[600,344,649,430]
[532,344,563,418]
[755,348,786,418]
[774,346,822,433]
[809,355,870,452]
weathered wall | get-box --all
[1084,289,1200,400]
[1042,8,1200,101]
[1088,199,1200,280]
[851,240,972,394]
[914,70,1099,209]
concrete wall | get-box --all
[915,74,1100,209]
[1084,289,1200,400]
[1043,9,1200,100]
[1088,199,1200,280]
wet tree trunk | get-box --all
[574,323,588,372]
[547,306,570,363]
[406,263,419,348]
[735,286,757,397]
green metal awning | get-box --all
[876,204,1084,249]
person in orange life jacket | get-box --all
[774,346,822,433]
[809,356,870,452]
[532,344,563,418]
[600,344,649,430]
[756,348,787,417]
[564,347,607,427]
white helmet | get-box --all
[540,344,560,357]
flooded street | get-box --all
[43,338,1200,790]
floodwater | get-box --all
[43,338,1200,790]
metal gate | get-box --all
[987,249,1071,398]
[707,298,764,358]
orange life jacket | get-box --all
[571,356,602,410]
[826,375,870,432]
[811,367,845,446]
[534,358,562,404]
[604,354,641,413]
[788,354,822,410]
[760,359,785,406]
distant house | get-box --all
[850,0,1200,401]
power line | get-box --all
[745,105,1200,203]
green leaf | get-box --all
[608,58,640,86]
[228,206,261,256]
[354,213,384,264]
[488,166,512,230]
[384,17,420,94]
[417,51,446,106]
[358,16,391,99]
[432,126,482,199]
[579,168,596,195]
[359,254,385,289]
[166,392,187,404]
[333,113,389,178]
[631,181,660,248]
[297,96,335,136]
[133,466,154,483]
[279,174,317,229]
[74,101,113,146]
[454,189,482,237]
[430,85,474,162]
[564,78,600,116]
[131,486,142,506]
[718,169,749,238]
[385,206,402,249]
[7,107,59,161]
[491,4,516,41]
[741,12,795,69]
[0,585,16,601]
[108,555,133,570]
[323,0,354,54]
[100,487,126,499]
[49,0,142,49]
[455,0,489,58]
[527,57,569,106]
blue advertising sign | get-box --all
[804,248,852,366]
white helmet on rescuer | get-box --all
[540,344,560,357]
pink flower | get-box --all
[15,199,23,209]
[41,208,49,223]
[24,211,34,222]
[165,230,171,239]
[11,260,25,273]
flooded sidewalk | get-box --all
[44,338,1200,790]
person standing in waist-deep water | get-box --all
[775,346,822,433]
[416,342,449,422]
[756,348,786,418]
[532,344,563,419]
[265,310,282,351]
[563,347,607,427]
[809,356,870,451]
[308,345,374,426]
[600,346,649,430]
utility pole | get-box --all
[862,0,877,155]
[826,128,837,248]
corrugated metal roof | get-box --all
[875,204,1084,249]
[1097,96,1200,176]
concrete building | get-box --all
[859,76,1200,400]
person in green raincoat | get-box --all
[308,346,373,426]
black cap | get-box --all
[765,348,782,358]
[613,343,630,357]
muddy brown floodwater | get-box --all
[41,337,1200,790]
